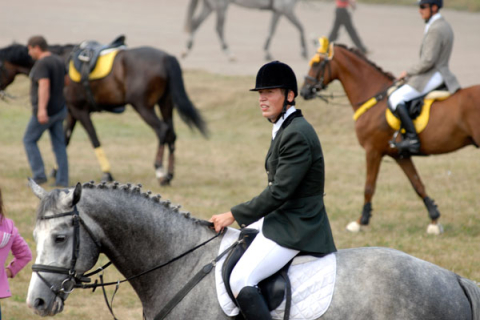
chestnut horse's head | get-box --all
[300,37,336,100]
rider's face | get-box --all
[419,4,437,21]
[258,88,293,122]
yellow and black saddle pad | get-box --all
[68,48,123,83]
[386,91,451,134]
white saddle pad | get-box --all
[215,228,336,320]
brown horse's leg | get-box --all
[360,150,383,225]
[69,107,114,182]
[347,149,382,232]
[159,97,176,186]
[132,104,170,185]
[395,157,441,224]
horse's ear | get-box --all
[72,183,82,206]
[28,177,47,200]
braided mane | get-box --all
[336,44,395,81]
[38,181,208,226]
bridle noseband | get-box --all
[32,206,101,301]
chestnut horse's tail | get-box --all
[165,55,208,137]
[184,0,199,33]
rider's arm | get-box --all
[407,28,443,76]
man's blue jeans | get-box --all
[23,108,69,186]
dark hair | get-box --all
[27,35,48,51]
[0,187,5,221]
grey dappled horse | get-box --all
[27,180,480,319]
[183,0,307,61]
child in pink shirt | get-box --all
[0,187,32,319]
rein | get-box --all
[32,206,230,320]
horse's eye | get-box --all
[55,235,67,244]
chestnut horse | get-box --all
[0,42,207,186]
[300,43,480,234]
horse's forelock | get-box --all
[35,189,63,221]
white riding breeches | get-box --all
[230,219,300,297]
[388,71,444,111]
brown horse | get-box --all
[300,42,480,234]
[0,43,73,94]
[0,42,207,186]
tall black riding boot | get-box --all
[394,103,420,154]
[236,286,272,320]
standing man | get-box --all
[24,36,69,187]
[328,0,368,54]
[210,61,336,320]
[388,0,460,154]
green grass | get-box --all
[0,72,479,319]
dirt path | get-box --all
[2,0,479,86]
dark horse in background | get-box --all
[0,40,207,186]
[301,41,480,234]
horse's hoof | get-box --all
[101,172,114,182]
[180,50,189,59]
[427,223,443,235]
[228,54,237,62]
[265,53,273,61]
[158,173,173,187]
[346,221,361,233]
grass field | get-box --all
[0,71,479,319]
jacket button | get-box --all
[268,182,273,186]
[241,224,246,228]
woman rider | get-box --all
[210,61,336,320]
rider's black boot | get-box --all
[236,286,272,320]
[394,103,420,154]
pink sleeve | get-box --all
[6,225,33,278]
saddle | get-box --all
[386,84,451,134]
[222,229,292,319]
[71,35,126,77]
[68,35,127,113]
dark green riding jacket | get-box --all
[231,110,337,254]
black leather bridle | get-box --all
[32,206,101,301]
[303,58,332,96]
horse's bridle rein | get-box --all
[32,206,103,301]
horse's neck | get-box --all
[81,188,218,303]
[335,50,393,110]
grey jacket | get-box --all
[407,16,460,93]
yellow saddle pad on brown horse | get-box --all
[68,48,122,83]
[386,91,451,134]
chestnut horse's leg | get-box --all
[394,157,442,234]
[347,149,382,232]
[68,105,114,182]
[158,96,176,186]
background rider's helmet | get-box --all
[250,61,298,98]
[417,0,443,8]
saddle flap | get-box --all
[221,228,289,311]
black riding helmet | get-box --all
[250,60,298,100]
[417,0,443,8]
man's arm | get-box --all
[37,78,50,124]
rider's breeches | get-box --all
[230,219,299,297]
[388,71,443,111]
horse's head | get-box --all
[300,37,336,100]
[26,180,101,317]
